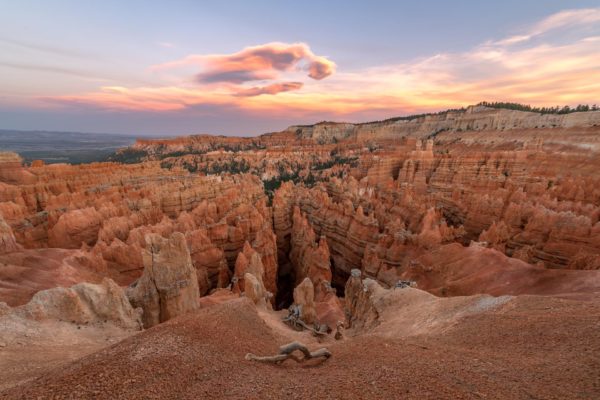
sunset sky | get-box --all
[1,1,599,136]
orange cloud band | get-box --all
[39,10,600,120]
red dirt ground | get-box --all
[2,292,599,399]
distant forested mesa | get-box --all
[477,101,599,115]
[303,107,468,127]
[306,102,599,128]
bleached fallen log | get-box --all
[245,341,331,364]
[291,317,327,336]
[282,307,327,336]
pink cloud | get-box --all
[39,9,600,120]
[235,81,303,97]
[153,42,335,83]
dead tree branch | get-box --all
[245,341,331,364]
[282,306,328,336]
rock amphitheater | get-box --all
[1,105,600,399]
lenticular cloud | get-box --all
[196,42,335,83]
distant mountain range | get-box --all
[0,129,139,164]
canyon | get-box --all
[1,105,600,398]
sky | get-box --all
[1,1,599,137]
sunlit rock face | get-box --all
[270,121,600,284]
[2,158,273,280]
[284,106,600,143]
[0,213,20,254]
[289,206,332,294]
[0,152,36,185]
[126,232,200,328]
[292,277,317,324]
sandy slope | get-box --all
[2,291,599,399]
[0,318,134,392]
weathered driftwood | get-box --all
[282,306,327,336]
[245,341,332,364]
[287,316,327,336]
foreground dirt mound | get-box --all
[0,317,136,392]
[3,292,599,399]
[1,298,278,399]
[0,278,142,391]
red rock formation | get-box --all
[292,277,317,324]
[0,213,20,254]
[0,152,36,185]
[243,272,269,307]
[251,223,278,296]
[478,221,511,252]
[48,207,103,249]
[2,106,600,320]
[0,158,278,292]
[232,242,257,293]
[289,206,332,298]
[94,239,144,284]
[126,232,200,328]
[270,128,600,279]
[10,277,142,329]
[273,181,383,288]
[415,207,465,249]
[231,241,274,300]
[314,289,345,331]
[273,176,464,289]
[185,228,227,292]
[344,269,394,330]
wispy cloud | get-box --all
[0,62,106,80]
[495,8,600,45]
[41,8,600,119]
[43,85,228,111]
[0,37,87,58]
